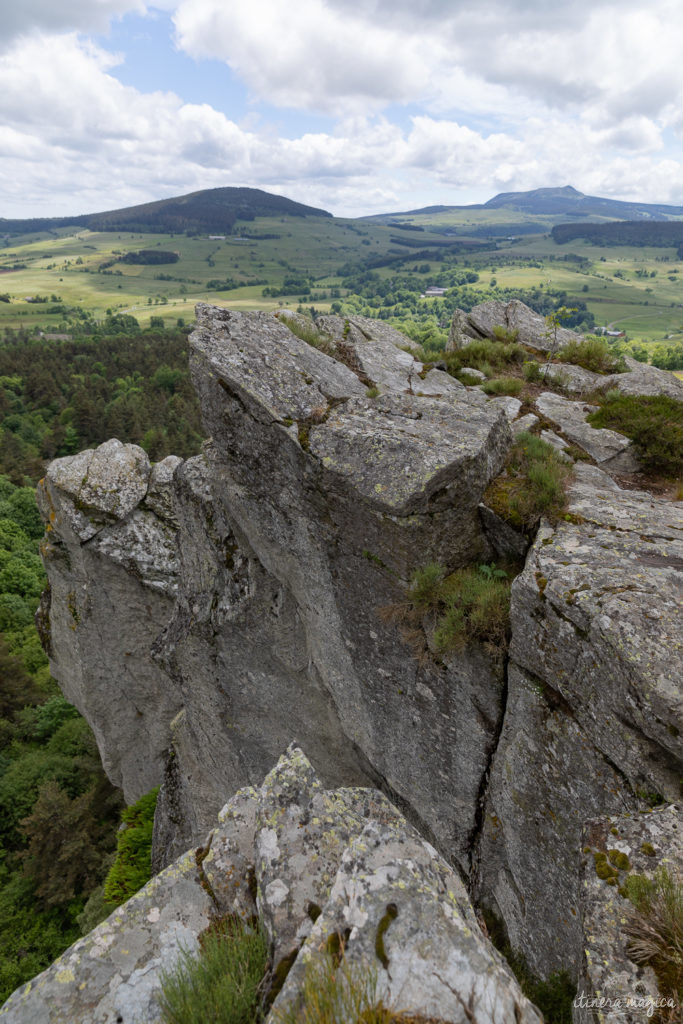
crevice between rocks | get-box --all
[467,649,511,895]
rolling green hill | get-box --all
[0,187,331,237]
[369,185,683,223]
[0,185,681,363]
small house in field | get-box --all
[425,286,447,296]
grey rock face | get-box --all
[477,465,682,975]
[39,307,512,883]
[605,355,683,400]
[37,442,183,802]
[275,816,543,1024]
[513,412,539,433]
[1,748,543,1024]
[575,804,682,1024]
[535,391,640,473]
[33,305,683,993]
[468,299,580,353]
[447,307,480,350]
[487,395,522,421]
[0,845,214,1024]
[542,361,603,394]
[38,438,151,543]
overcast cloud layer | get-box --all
[1,0,683,217]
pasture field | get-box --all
[1,212,681,354]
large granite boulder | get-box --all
[1,748,543,1024]
[37,307,513,884]
[604,355,683,401]
[450,299,582,353]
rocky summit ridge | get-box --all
[3,300,681,1022]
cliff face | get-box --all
[35,304,682,980]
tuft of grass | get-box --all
[503,948,576,1024]
[103,786,159,907]
[277,313,335,356]
[624,867,682,1021]
[484,431,572,531]
[481,377,523,396]
[158,915,269,1024]
[407,562,445,612]
[432,567,511,653]
[269,947,450,1024]
[382,562,516,657]
[456,370,486,386]
[423,338,525,379]
[586,392,683,477]
[492,325,520,343]
[523,360,542,382]
[558,337,626,374]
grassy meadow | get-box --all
[1,209,681,356]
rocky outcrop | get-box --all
[447,299,579,353]
[30,305,682,1001]
[1,748,543,1024]
[476,464,682,975]
[535,392,640,473]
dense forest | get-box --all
[552,220,683,250]
[0,323,203,1001]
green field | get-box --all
[1,210,681,358]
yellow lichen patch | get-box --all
[55,968,75,984]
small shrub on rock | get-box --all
[432,567,511,653]
[437,339,526,377]
[624,867,682,1021]
[481,377,524,396]
[103,786,159,906]
[586,393,683,477]
[391,562,514,655]
[484,432,572,531]
[558,337,625,374]
[159,915,268,1024]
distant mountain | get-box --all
[371,186,683,223]
[0,187,332,236]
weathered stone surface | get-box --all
[2,748,545,1024]
[543,362,603,394]
[540,428,573,462]
[0,847,213,1024]
[144,455,182,525]
[468,299,580,353]
[308,391,510,521]
[477,464,682,975]
[254,746,401,966]
[274,816,543,1024]
[487,395,522,421]
[447,307,481,350]
[513,412,539,433]
[315,313,424,393]
[33,304,683,996]
[604,355,683,400]
[37,439,151,543]
[37,442,183,802]
[478,503,530,560]
[202,785,260,919]
[575,803,681,1024]
[535,391,639,473]
[417,367,466,398]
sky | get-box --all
[2,0,683,219]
